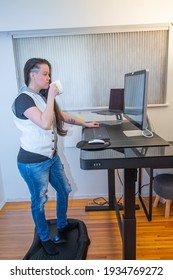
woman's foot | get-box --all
[53,235,67,244]
[41,239,59,255]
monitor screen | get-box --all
[123,69,149,133]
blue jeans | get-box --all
[17,154,72,241]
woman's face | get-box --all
[30,63,50,91]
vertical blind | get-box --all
[13,29,168,110]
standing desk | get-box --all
[79,121,173,260]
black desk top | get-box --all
[83,121,169,149]
[80,121,173,170]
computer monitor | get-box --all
[123,69,151,137]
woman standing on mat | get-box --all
[12,58,99,255]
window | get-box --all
[13,26,169,110]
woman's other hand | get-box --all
[84,121,100,128]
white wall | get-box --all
[0,0,173,205]
[0,0,173,32]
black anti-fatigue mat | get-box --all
[23,219,90,260]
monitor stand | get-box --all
[123,130,143,137]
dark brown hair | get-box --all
[24,58,67,136]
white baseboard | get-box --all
[5,193,110,202]
[0,199,6,210]
[5,191,149,203]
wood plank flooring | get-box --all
[0,198,173,260]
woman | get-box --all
[12,58,99,255]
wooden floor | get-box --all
[0,197,173,260]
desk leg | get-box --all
[85,169,115,211]
[138,168,153,221]
[107,169,116,210]
[122,168,137,260]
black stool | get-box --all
[153,174,173,218]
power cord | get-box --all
[92,197,108,206]
[90,170,123,206]
[142,128,153,138]
[90,170,151,208]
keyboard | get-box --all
[84,126,110,141]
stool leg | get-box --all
[165,200,172,218]
[153,195,160,207]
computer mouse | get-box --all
[88,139,105,144]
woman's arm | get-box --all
[61,111,100,128]
[24,84,59,130]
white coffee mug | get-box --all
[51,80,64,95]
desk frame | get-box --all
[138,168,153,221]
[80,150,173,260]
[80,123,173,260]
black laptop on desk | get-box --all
[93,88,124,115]
[82,89,124,142]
